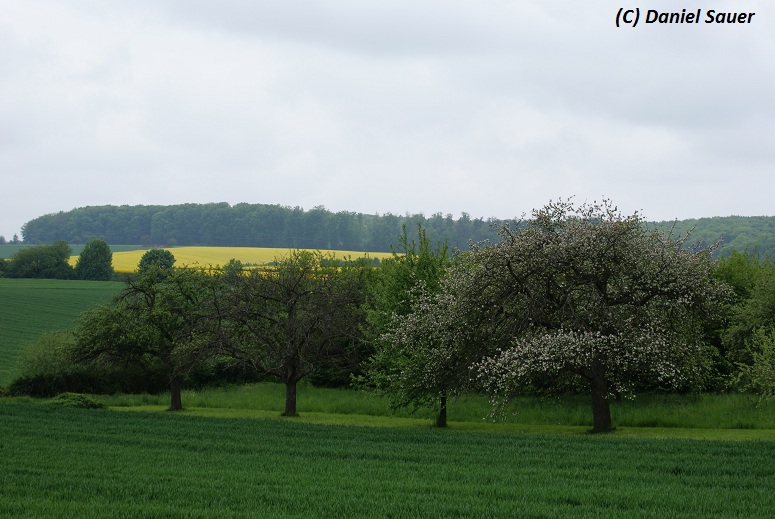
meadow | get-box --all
[1,400,774,518]
[0,279,122,386]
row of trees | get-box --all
[11,200,775,433]
[66,249,368,415]
[20,203,775,257]
[20,203,502,252]
[0,240,113,281]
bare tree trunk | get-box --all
[590,376,612,433]
[283,380,298,416]
[169,377,183,411]
[436,390,448,428]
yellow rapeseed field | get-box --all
[73,247,395,274]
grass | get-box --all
[1,400,774,518]
[0,278,122,386]
[90,382,775,439]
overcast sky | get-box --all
[2,1,773,238]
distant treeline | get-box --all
[21,203,503,252]
[19,203,775,256]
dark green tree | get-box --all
[74,239,114,280]
[723,259,775,369]
[72,266,224,410]
[225,250,368,416]
[137,249,176,275]
[6,241,74,279]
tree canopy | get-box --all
[74,239,113,280]
[461,199,731,432]
[5,241,74,279]
[224,250,370,416]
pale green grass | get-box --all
[95,382,775,440]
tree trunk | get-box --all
[436,390,448,428]
[169,377,183,411]
[283,380,298,416]
[590,376,612,433]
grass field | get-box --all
[0,279,122,386]
[1,400,774,518]
[0,243,145,259]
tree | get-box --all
[137,248,176,275]
[738,328,775,400]
[225,250,368,416]
[363,225,459,426]
[467,199,732,432]
[368,280,483,427]
[6,240,74,279]
[722,259,775,373]
[74,239,114,280]
[72,266,224,410]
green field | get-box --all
[1,401,774,518]
[0,243,146,259]
[0,279,122,385]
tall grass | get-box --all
[98,382,775,431]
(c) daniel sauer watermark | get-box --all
[616,7,757,27]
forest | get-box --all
[18,203,500,252]
[18,202,775,256]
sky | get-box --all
[2,0,774,239]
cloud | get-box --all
[1,0,774,237]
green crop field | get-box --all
[0,279,122,386]
[1,401,774,518]
[0,244,146,259]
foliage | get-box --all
[363,225,458,425]
[367,282,486,427]
[5,240,74,279]
[737,328,775,400]
[46,392,106,409]
[74,239,113,280]
[366,225,449,331]
[21,203,502,252]
[137,248,175,275]
[723,260,775,369]
[71,266,225,410]
[714,250,765,299]
[654,215,775,258]
[467,199,733,432]
[225,250,369,416]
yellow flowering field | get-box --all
[89,247,395,274]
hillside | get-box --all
[0,279,122,386]
[17,204,775,257]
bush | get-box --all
[46,392,106,409]
[6,241,74,279]
[10,332,169,397]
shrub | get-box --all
[47,392,106,409]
